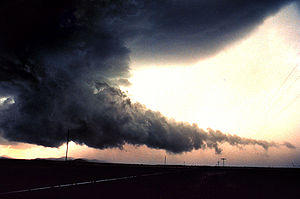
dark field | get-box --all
[0,159,299,199]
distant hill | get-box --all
[0,155,14,159]
[0,156,109,163]
[34,157,109,163]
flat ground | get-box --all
[0,159,299,199]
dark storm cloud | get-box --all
[0,0,296,154]
[0,135,13,145]
[283,142,297,149]
[122,0,295,64]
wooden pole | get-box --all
[65,129,70,161]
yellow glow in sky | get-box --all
[123,4,300,144]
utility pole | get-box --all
[221,158,226,167]
[217,160,220,167]
[65,129,70,161]
[164,155,167,165]
[292,161,295,167]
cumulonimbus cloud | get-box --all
[0,0,296,154]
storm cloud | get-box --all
[0,0,296,154]
[123,0,295,64]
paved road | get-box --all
[0,171,171,196]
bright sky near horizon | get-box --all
[123,3,300,143]
[1,3,300,166]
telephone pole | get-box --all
[65,129,70,161]
[221,158,226,167]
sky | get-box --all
[0,0,300,167]
[125,3,300,142]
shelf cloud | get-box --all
[0,0,296,154]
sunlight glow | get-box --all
[123,4,300,143]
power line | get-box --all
[265,63,299,116]
[279,94,300,114]
[277,63,299,93]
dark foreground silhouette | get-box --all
[0,158,299,199]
